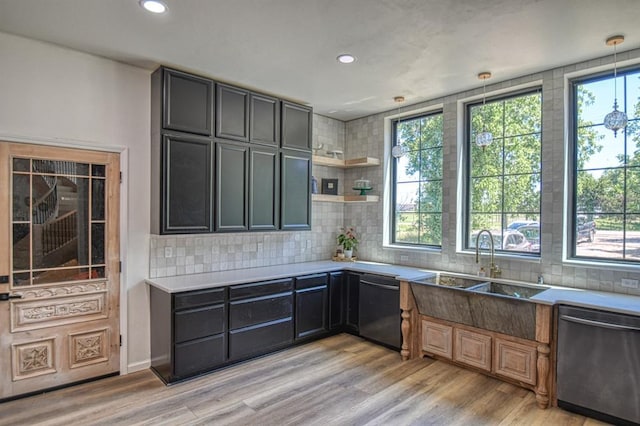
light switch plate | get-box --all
[621,278,638,289]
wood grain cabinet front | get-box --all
[493,337,537,385]
[453,328,491,372]
[421,319,453,359]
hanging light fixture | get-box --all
[392,96,408,158]
[475,72,493,149]
[603,35,628,137]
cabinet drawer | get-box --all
[229,278,293,300]
[174,333,226,378]
[493,338,537,385]
[422,320,453,359]
[174,288,225,310]
[229,318,293,360]
[229,292,293,330]
[454,328,491,372]
[295,274,328,290]
[174,304,226,343]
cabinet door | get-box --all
[216,142,249,231]
[281,101,312,151]
[174,333,226,378]
[250,93,280,146]
[421,320,453,359]
[249,146,279,230]
[345,273,360,333]
[280,150,311,230]
[454,328,491,372]
[295,285,328,340]
[163,68,213,136]
[329,272,345,330]
[229,318,293,361]
[216,83,249,142]
[162,134,213,234]
[493,338,537,385]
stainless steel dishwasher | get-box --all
[557,305,640,425]
[358,274,401,350]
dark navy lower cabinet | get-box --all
[294,274,329,341]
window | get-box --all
[392,112,443,246]
[465,90,542,254]
[572,68,640,262]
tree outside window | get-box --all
[466,91,542,254]
[573,68,640,262]
[393,113,443,246]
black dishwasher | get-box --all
[359,274,401,349]
[557,305,640,425]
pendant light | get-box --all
[392,96,408,158]
[603,35,628,137]
[476,72,493,149]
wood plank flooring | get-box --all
[0,334,607,426]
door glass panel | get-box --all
[92,179,105,220]
[12,174,30,221]
[12,223,30,270]
[11,158,108,287]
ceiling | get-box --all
[1,0,639,121]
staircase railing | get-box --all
[41,211,78,256]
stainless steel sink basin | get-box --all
[466,281,548,299]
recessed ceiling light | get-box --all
[336,54,356,64]
[140,0,168,14]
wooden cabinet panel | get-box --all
[229,278,292,300]
[163,68,213,136]
[250,93,280,145]
[174,304,226,344]
[215,142,249,231]
[229,293,293,330]
[216,83,249,142]
[281,101,312,151]
[229,318,293,361]
[249,146,279,230]
[174,333,226,378]
[162,134,213,234]
[454,328,491,372]
[295,285,328,340]
[493,338,537,385]
[280,150,311,230]
[422,320,452,359]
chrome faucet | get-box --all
[475,229,501,278]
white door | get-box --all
[0,142,120,400]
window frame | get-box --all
[391,110,444,248]
[462,88,543,256]
[569,65,640,264]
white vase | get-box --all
[344,249,353,258]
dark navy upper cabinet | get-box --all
[216,141,249,232]
[280,150,311,230]
[161,134,214,234]
[163,68,213,136]
[281,101,312,151]
[249,146,279,231]
[216,84,250,142]
[250,93,280,146]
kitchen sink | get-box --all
[411,274,490,289]
[466,281,549,299]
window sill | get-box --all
[383,244,442,254]
[563,258,640,272]
[457,249,541,264]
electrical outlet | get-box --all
[164,247,173,258]
[621,278,639,289]
[400,255,409,262]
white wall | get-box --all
[0,32,151,371]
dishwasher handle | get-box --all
[360,280,399,291]
[560,314,640,332]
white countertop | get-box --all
[145,260,640,316]
[145,260,436,293]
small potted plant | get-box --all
[337,227,358,259]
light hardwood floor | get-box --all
[0,334,606,426]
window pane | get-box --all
[393,112,443,247]
[626,169,640,213]
[577,78,617,126]
[92,178,105,220]
[628,71,640,119]
[91,223,105,264]
[578,125,623,170]
[12,157,30,172]
[575,214,621,259]
[12,174,30,221]
[625,214,640,260]
[91,164,106,177]
[13,223,30,270]
[467,90,542,255]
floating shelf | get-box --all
[312,156,380,168]
[312,194,379,203]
